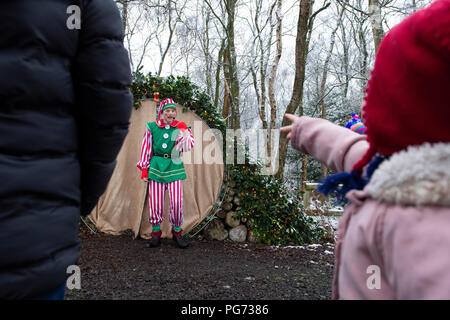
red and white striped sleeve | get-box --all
[175,128,194,152]
[137,128,153,170]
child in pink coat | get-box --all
[282,0,450,299]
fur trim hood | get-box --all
[365,142,450,206]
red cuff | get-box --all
[141,168,148,179]
[176,122,188,131]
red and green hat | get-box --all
[157,98,177,120]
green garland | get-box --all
[131,70,226,135]
[131,71,327,245]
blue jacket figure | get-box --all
[0,0,132,299]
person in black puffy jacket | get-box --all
[0,0,132,299]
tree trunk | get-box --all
[301,154,308,191]
[204,0,239,128]
[227,0,240,129]
[222,47,231,123]
[267,0,282,164]
[204,8,213,98]
[220,0,240,129]
[319,5,343,178]
[276,0,313,179]
[368,0,384,52]
[157,3,176,76]
[254,0,267,131]
[215,39,226,109]
[359,14,369,96]
[120,0,128,33]
[259,52,268,133]
[340,21,350,100]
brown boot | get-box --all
[146,230,162,248]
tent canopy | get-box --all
[89,99,224,239]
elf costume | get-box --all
[137,98,194,248]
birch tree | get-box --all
[266,0,283,171]
[317,4,345,177]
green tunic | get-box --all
[147,121,187,183]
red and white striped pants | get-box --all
[148,179,183,227]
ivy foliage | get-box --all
[229,162,325,245]
[130,71,327,245]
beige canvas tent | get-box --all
[89,99,224,239]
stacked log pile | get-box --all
[202,181,257,243]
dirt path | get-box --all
[65,229,335,300]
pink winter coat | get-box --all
[290,116,450,300]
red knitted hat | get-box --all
[353,0,450,173]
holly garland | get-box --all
[131,70,226,135]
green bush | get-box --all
[229,162,325,245]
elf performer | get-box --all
[137,98,194,249]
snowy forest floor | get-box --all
[65,224,335,300]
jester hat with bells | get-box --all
[157,98,189,131]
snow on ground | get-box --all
[265,214,341,251]
[311,215,340,232]
[269,242,335,251]
[237,213,342,253]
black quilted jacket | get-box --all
[0,0,132,299]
